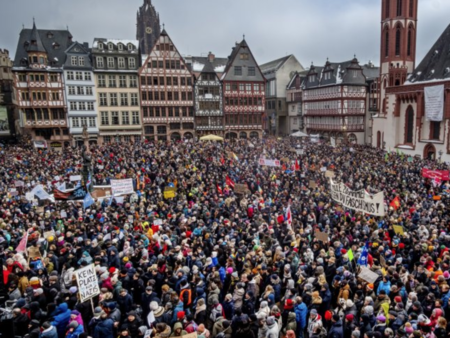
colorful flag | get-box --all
[226,176,235,189]
[285,205,292,227]
[16,233,28,253]
[217,184,223,195]
[389,196,401,210]
[357,243,369,266]
[295,160,300,171]
[347,249,354,261]
[83,192,95,209]
[220,156,225,165]
[258,185,263,194]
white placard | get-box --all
[74,264,100,302]
[70,175,82,182]
[111,179,134,196]
[258,158,280,167]
[31,185,52,200]
[296,149,304,155]
[329,179,385,216]
[33,140,47,148]
[54,176,61,181]
[425,85,444,122]
[25,192,34,201]
[330,137,336,148]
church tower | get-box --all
[379,0,418,112]
[136,0,161,55]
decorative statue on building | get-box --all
[81,144,92,192]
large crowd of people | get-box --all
[1,136,450,338]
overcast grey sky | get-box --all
[2,0,449,67]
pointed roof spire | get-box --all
[28,19,46,53]
[160,23,167,36]
[201,59,216,74]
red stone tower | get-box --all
[379,0,418,112]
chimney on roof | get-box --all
[83,42,89,49]
[208,52,215,63]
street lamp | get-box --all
[439,150,443,161]
[383,141,386,150]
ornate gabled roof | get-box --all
[27,20,47,53]
[408,23,450,83]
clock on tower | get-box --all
[146,27,153,34]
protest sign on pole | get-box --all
[111,178,134,196]
[329,179,385,216]
[358,267,380,284]
[393,225,404,235]
[258,158,280,167]
[234,184,249,195]
[315,231,328,243]
[325,171,335,178]
[69,175,82,182]
[75,264,100,303]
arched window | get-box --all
[385,30,390,57]
[405,106,414,143]
[397,0,402,16]
[395,26,401,56]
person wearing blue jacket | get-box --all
[40,322,58,338]
[93,314,115,338]
[294,296,308,338]
[65,321,84,338]
[51,302,71,338]
[376,276,391,296]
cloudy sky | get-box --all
[2,0,449,68]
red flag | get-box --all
[422,168,449,181]
[295,160,300,171]
[217,185,223,195]
[282,164,287,171]
[277,214,285,224]
[286,205,292,227]
[16,233,28,253]
[220,157,225,165]
[390,196,401,210]
[226,176,235,189]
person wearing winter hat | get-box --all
[66,321,84,338]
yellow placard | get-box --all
[393,225,404,235]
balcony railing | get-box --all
[306,124,364,132]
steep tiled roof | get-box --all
[260,55,292,73]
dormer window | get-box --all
[53,42,60,50]
[309,74,316,82]
[324,72,331,80]
[98,43,104,50]
[47,32,54,39]
[118,44,123,51]
[128,44,134,51]
[108,43,114,51]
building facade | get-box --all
[372,0,450,160]
[221,39,266,139]
[303,58,379,144]
[63,42,99,145]
[136,0,161,55]
[92,38,142,144]
[0,49,18,139]
[286,72,306,134]
[139,29,195,141]
[188,53,228,136]
[260,55,304,136]
[12,21,72,148]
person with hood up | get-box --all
[66,321,84,338]
[212,317,232,338]
[28,319,41,338]
[51,302,72,338]
[255,301,271,320]
[69,310,84,326]
[264,316,279,338]
[328,314,344,338]
[170,322,187,337]
[233,282,246,310]
[308,309,323,337]
[282,312,297,337]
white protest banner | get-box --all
[330,179,385,216]
[70,175,82,182]
[31,185,52,200]
[111,178,134,196]
[75,264,100,302]
[320,167,327,172]
[258,158,280,167]
[358,267,380,284]
[25,192,34,201]
[425,84,444,121]
[33,140,47,148]
[15,180,24,187]
[296,149,304,155]
[330,137,336,148]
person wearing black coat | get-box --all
[328,315,344,338]
[242,292,255,316]
[117,289,133,319]
[28,319,41,338]
[120,311,142,337]
[13,308,30,337]
[141,286,161,318]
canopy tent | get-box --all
[290,131,309,137]
[199,134,224,141]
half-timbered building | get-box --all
[12,21,72,148]
[303,58,379,144]
[286,72,307,134]
[221,39,266,139]
[139,29,194,141]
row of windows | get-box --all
[306,116,364,125]
[71,117,97,128]
[68,86,94,96]
[97,42,136,52]
[141,91,193,101]
[142,106,194,118]
[67,71,92,81]
[143,124,194,135]
[141,76,192,86]
[19,74,59,83]
[385,0,414,18]
[225,114,262,125]
[28,55,46,65]
[21,91,60,101]
[146,59,185,71]
[70,56,86,67]
[196,117,223,127]
[225,97,263,106]
[225,83,260,93]
[199,101,220,111]
[25,109,65,121]
[198,87,221,96]
[305,100,364,110]
[103,135,141,143]
[234,66,256,76]
[69,101,95,111]
[98,93,139,106]
[100,111,140,126]
[96,57,136,69]
[266,100,281,110]
[98,75,138,88]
